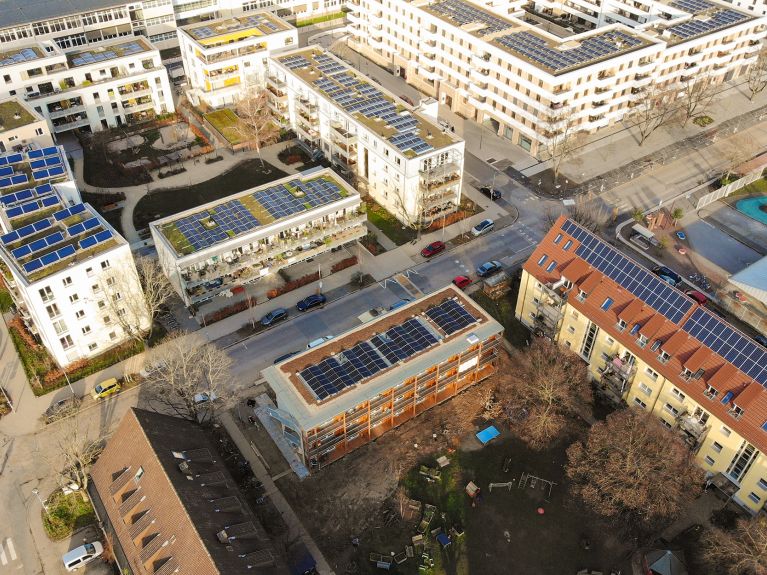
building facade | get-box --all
[347,0,766,157]
[516,216,767,514]
[0,97,53,153]
[90,408,288,575]
[150,168,366,307]
[0,145,149,367]
[178,12,297,108]
[269,48,465,227]
[0,37,174,135]
[261,285,503,470]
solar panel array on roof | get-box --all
[22,243,77,274]
[429,0,512,34]
[174,199,260,252]
[53,203,86,222]
[683,307,767,387]
[0,217,52,246]
[667,10,748,39]
[299,317,440,400]
[0,47,40,67]
[670,0,715,13]
[425,298,479,335]
[0,152,23,166]
[4,194,60,219]
[254,177,344,220]
[561,219,693,324]
[495,30,643,73]
[281,55,311,69]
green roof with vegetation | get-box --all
[204,108,246,146]
[0,100,36,132]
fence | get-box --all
[695,165,766,210]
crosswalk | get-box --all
[0,537,18,566]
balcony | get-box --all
[419,172,460,193]
[52,117,90,133]
[423,189,458,210]
[675,412,709,450]
[331,123,357,143]
[123,100,154,114]
[48,103,86,119]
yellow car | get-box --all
[91,378,121,400]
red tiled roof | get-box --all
[618,299,644,323]
[525,216,767,452]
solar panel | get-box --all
[425,299,479,335]
[429,0,512,35]
[561,219,693,324]
[667,9,748,39]
[683,308,767,386]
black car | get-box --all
[42,396,82,424]
[260,307,288,326]
[652,266,682,285]
[297,293,327,312]
[273,350,300,364]
[755,334,767,348]
[479,186,501,200]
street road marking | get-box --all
[0,543,7,565]
[5,538,15,561]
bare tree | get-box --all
[746,48,767,102]
[721,133,758,183]
[539,107,581,183]
[498,339,590,449]
[143,332,233,421]
[235,89,280,166]
[100,255,174,346]
[545,194,611,232]
[679,74,718,126]
[628,85,679,146]
[566,408,703,533]
[702,516,767,575]
[51,417,103,500]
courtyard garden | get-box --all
[41,490,96,541]
[204,108,246,147]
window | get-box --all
[758,478,767,491]
[645,367,659,380]
[704,456,715,466]
[634,397,647,409]
[553,233,562,244]
[658,351,670,363]
[721,426,732,437]
[117,308,126,317]
[537,254,548,266]
[134,466,145,483]
[39,286,54,302]
[112,292,122,301]
[92,284,101,293]
[600,352,611,361]
[109,331,117,340]
[103,316,111,324]
[660,419,672,429]
[638,383,652,396]
[88,343,98,351]
[101,260,110,269]
[617,319,627,331]
[82,325,91,335]
[664,403,680,417]
[46,303,61,319]
[567,325,576,334]
[35,128,44,136]
[52,320,68,335]
[571,310,579,319]
[62,277,72,287]
[545,261,557,272]
[712,442,723,453]
[106,277,115,286]
[671,388,686,402]
[60,335,74,349]
[563,240,573,250]
[75,310,85,319]
[605,336,615,345]
[601,297,614,311]
[705,385,719,399]
[86,267,94,277]
[749,492,761,504]
[69,294,79,304]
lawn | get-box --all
[204,108,246,146]
[133,159,287,231]
[42,490,96,541]
[365,198,417,246]
[728,176,767,198]
[0,279,12,312]
[296,11,346,26]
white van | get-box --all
[307,335,334,349]
[62,541,103,572]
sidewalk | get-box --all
[219,411,335,575]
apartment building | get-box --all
[0,0,341,54]
[178,12,297,108]
[516,215,767,513]
[261,285,503,470]
[269,48,465,227]
[91,409,288,575]
[0,145,149,367]
[0,37,174,135]
[0,97,53,153]
[150,168,365,307]
[347,0,766,157]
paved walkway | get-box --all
[219,411,335,575]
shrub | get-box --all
[331,255,358,273]
[203,296,257,325]
[42,491,96,541]
[205,155,224,164]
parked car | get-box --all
[476,260,503,278]
[479,186,501,200]
[388,298,411,311]
[296,293,326,312]
[471,219,495,237]
[91,378,121,400]
[685,290,708,305]
[754,334,767,348]
[652,266,682,285]
[400,94,414,105]
[42,396,82,424]
[62,541,103,572]
[193,392,218,404]
[260,307,288,326]
[307,335,334,349]
[420,241,445,258]
[452,275,473,289]
[273,350,300,364]
[656,274,678,286]
[629,233,651,251]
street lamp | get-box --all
[31,488,50,518]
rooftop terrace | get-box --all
[0,46,45,68]
[66,38,152,68]
[155,171,358,257]
[0,100,37,132]
[0,147,119,283]
[184,13,291,45]
[275,48,458,156]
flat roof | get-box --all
[0,147,120,283]
[153,169,360,257]
[274,48,460,157]
[66,37,153,68]
[0,46,46,68]
[0,99,37,132]
[262,286,504,430]
[0,0,124,29]
[661,6,755,43]
[183,13,291,45]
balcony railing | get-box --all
[419,173,460,193]
[676,413,709,450]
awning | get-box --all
[729,255,767,306]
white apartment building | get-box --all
[348,0,766,157]
[0,0,342,54]
[150,168,366,307]
[0,37,175,135]
[269,48,465,227]
[0,146,149,367]
[0,97,54,153]
[179,12,297,108]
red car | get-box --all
[420,241,445,258]
[452,275,472,289]
[685,290,708,305]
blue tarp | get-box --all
[476,425,500,445]
[437,533,452,548]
